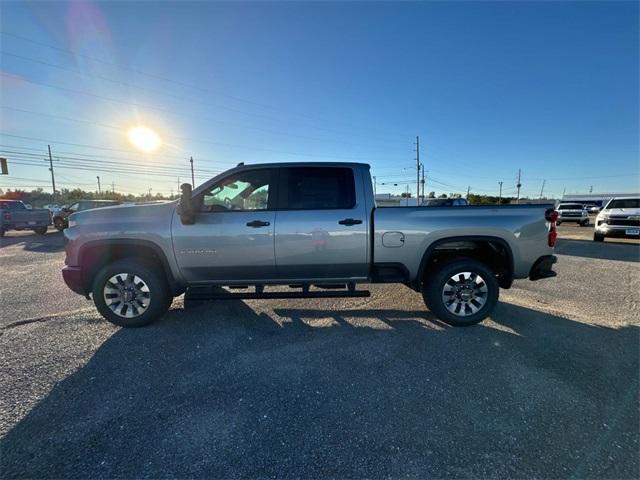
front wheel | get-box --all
[33,226,47,235]
[422,258,499,327]
[92,259,172,327]
[594,232,605,242]
[53,218,65,231]
[580,219,590,227]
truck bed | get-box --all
[373,204,554,280]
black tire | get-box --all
[0,227,5,237]
[556,221,562,226]
[594,233,605,242]
[92,259,172,327]
[422,258,499,327]
[33,226,47,235]
[53,218,66,231]
[580,219,589,227]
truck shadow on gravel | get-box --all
[555,238,640,262]
[0,231,64,252]
[1,301,638,479]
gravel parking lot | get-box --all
[1,224,638,478]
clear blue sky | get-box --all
[1,1,638,198]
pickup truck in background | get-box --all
[53,200,122,231]
[62,162,558,328]
[594,197,640,241]
[0,200,50,237]
[555,203,590,226]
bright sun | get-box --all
[127,126,162,153]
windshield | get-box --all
[605,199,640,209]
[558,204,583,210]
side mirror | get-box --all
[177,183,195,225]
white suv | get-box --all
[594,197,640,241]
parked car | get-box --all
[555,203,590,226]
[421,198,469,207]
[62,162,558,328]
[586,205,600,214]
[594,197,640,241]
[53,200,121,231]
[44,203,61,217]
[0,200,51,236]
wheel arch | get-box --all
[78,239,183,295]
[415,235,515,290]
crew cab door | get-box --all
[172,168,278,282]
[274,166,369,280]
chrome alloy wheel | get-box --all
[441,271,489,317]
[103,273,151,318]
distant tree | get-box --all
[400,192,412,198]
[428,191,436,198]
[438,193,448,198]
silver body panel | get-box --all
[64,163,553,288]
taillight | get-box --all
[545,208,558,247]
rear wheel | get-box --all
[422,258,499,327]
[594,232,605,242]
[580,219,590,227]
[33,226,47,235]
[92,259,172,327]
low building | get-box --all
[562,192,639,208]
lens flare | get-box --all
[127,126,161,153]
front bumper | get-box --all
[62,266,87,295]
[529,255,557,281]
[595,224,640,237]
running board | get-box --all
[185,285,370,302]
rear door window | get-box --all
[282,167,356,210]
[1,201,25,210]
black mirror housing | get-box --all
[177,183,195,225]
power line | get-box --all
[2,106,392,162]
[0,32,410,142]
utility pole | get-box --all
[372,176,377,196]
[415,136,420,207]
[589,185,593,193]
[466,185,471,200]
[406,184,410,206]
[420,164,425,205]
[47,145,56,203]
[177,177,181,194]
[498,181,503,204]
[111,181,115,194]
[516,168,522,204]
[148,188,152,199]
[97,176,101,195]
[539,179,546,199]
[562,186,566,198]
[190,156,195,187]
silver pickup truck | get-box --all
[62,162,558,328]
[0,200,50,237]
